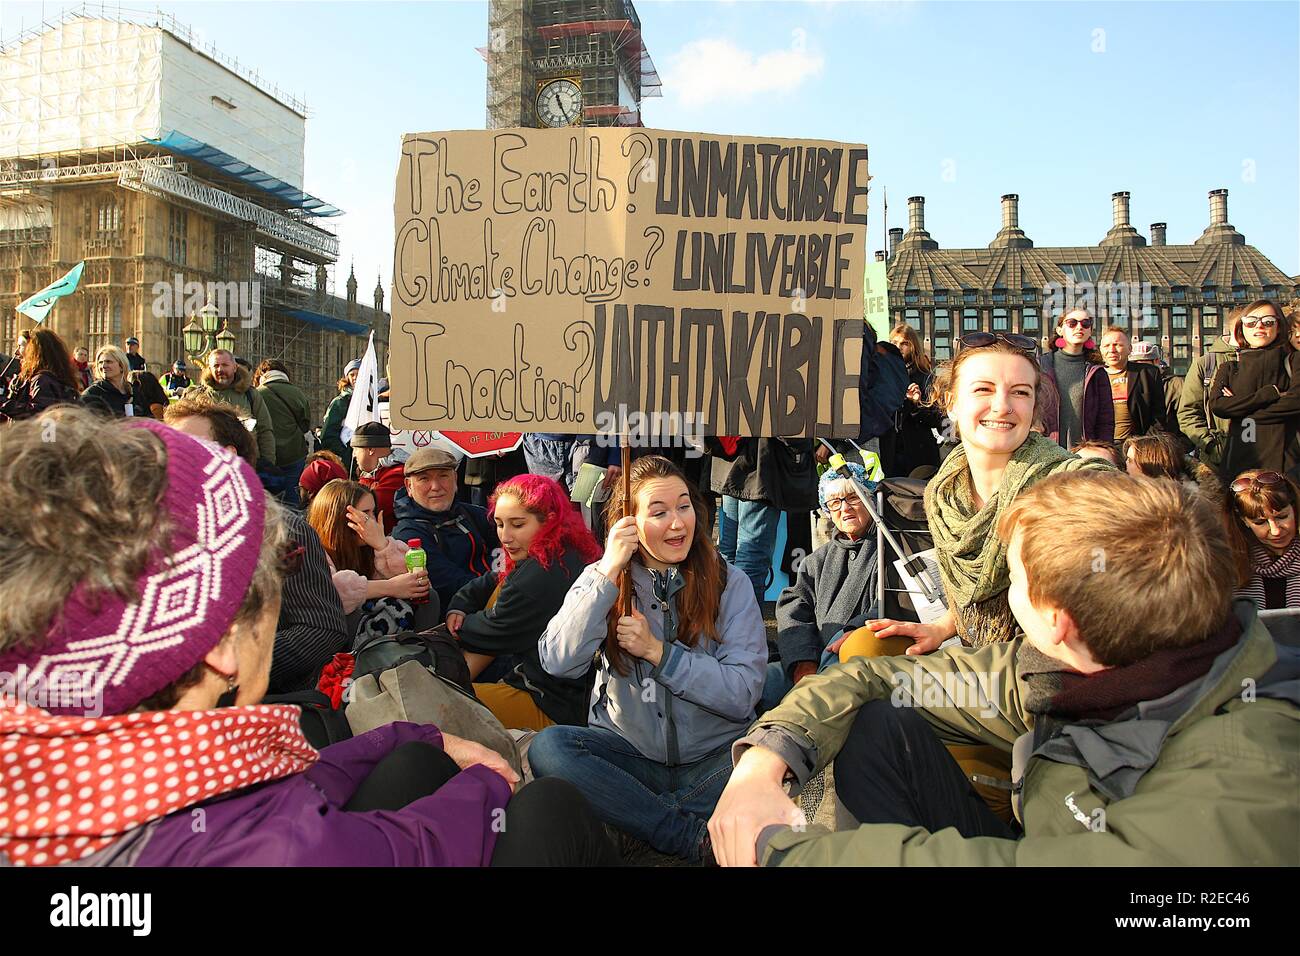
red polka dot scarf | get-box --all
[0,697,318,866]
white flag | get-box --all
[340,332,381,445]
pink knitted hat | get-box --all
[0,419,266,716]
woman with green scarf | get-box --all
[866,333,1113,654]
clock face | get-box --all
[536,78,582,128]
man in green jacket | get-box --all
[255,359,311,468]
[1177,328,1238,470]
[709,471,1299,866]
[185,349,277,464]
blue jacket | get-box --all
[539,560,768,765]
[391,490,499,610]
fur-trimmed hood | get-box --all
[200,363,252,394]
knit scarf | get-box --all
[1236,538,1300,610]
[0,697,317,866]
[924,432,1109,647]
[1015,615,1243,722]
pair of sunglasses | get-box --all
[1230,471,1288,494]
[959,331,1040,354]
[1061,317,1093,330]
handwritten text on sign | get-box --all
[390,129,868,437]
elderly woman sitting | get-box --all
[0,408,616,867]
[761,463,881,712]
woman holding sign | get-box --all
[531,455,767,864]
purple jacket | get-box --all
[1038,352,1115,447]
[131,722,512,866]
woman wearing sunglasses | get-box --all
[1229,469,1300,616]
[1037,307,1115,450]
[1209,300,1298,480]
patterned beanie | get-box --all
[818,462,878,513]
[0,419,266,716]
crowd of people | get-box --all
[0,301,1296,868]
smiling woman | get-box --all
[530,455,768,864]
[867,337,1113,654]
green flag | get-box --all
[17,261,85,323]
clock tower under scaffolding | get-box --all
[484,0,661,130]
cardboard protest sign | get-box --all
[863,259,890,341]
[389,129,868,438]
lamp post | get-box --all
[183,301,237,370]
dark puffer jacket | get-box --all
[391,489,500,609]
[449,546,595,726]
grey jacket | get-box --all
[539,560,768,765]
[775,532,878,679]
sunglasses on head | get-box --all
[1230,471,1288,494]
[959,331,1040,354]
[1062,317,1093,330]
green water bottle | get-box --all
[405,539,428,604]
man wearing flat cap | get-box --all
[392,445,500,609]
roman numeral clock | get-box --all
[536,76,583,128]
[484,1,661,131]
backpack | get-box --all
[351,624,474,693]
[261,688,354,750]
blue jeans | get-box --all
[522,435,574,490]
[528,725,733,862]
[718,496,782,606]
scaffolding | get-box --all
[484,0,660,128]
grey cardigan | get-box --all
[539,559,768,765]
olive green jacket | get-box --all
[750,603,1299,866]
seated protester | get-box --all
[708,470,1300,866]
[351,421,405,533]
[306,479,436,640]
[1229,469,1300,618]
[530,455,768,864]
[0,408,620,867]
[445,475,603,728]
[764,463,880,711]
[300,450,349,512]
[164,398,349,695]
[0,328,81,422]
[1070,439,1120,467]
[392,446,499,611]
[1123,432,1226,511]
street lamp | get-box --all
[183,301,237,367]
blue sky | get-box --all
[5,0,1297,290]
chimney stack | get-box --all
[1112,191,1131,228]
[888,227,903,259]
[1150,223,1167,246]
[1195,187,1243,246]
[907,196,925,234]
[1001,194,1020,230]
[874,250,886,262]
[1209,188,1228,226]
[990,193,1032,249]
[1100,190,1144,247]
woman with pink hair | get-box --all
[445,474,602,730]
